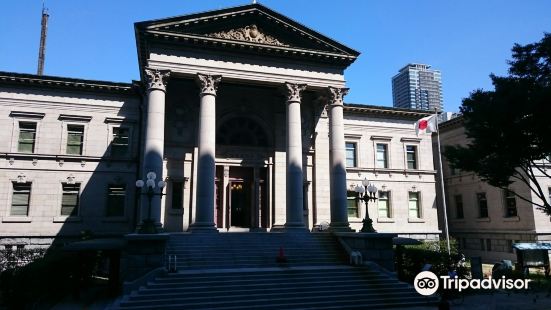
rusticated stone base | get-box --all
[121,233,169,282]
[335,232,397,271]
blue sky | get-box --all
[1,0,550,112]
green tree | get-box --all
[445,33,551,214]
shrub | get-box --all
[0,249,97,309]
[397,239,469,283]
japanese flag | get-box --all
[415,115,437,136]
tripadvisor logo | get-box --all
[414,271,531,296]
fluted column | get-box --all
[284,82,307,230]
[191,73,221,232]
[142,67,170,226]
[327,87,352,231]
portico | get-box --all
[135,3,360,233]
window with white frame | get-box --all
[345,142,357,167]
[11,182,31,216]
[66,125,85,155]
[111,127,130,157]
[454,194,464,219]
[406,145,418,169]
[106,184,126,217]
[18,122,37,153]
[377,191,391,218]
[503,189,517,217]
[346,190,359,217]
[477,192,488,218]
[408,192,421,218]
[376,143,389,168]
[61,183,80,216]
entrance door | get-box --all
[229,180,250,227]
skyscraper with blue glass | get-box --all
[392,63,443,111]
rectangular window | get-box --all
[406,145,418,169]
[171,181,183,210]
[480,239,485,251]
[345,142,357,167]
[66,125,84,155]
[106,185,126,217]
[408,192,420,218]
[377,191,391,218]
[477,192,488,218]
[454,195,464,219]
[504,190,517,217]
[11,183,31,216]
[486,239,492,251]
[347,191,359,217]
[18,122,37,153]
[376,144,388,168]
[61,183,80,216]
[507,240,514,253]
[111,127,130,157]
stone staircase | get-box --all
[111,232,437,309]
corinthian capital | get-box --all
[284,82,307,103]
[144,67,171,92]
[327,87,349,106]
[196,74,222,96]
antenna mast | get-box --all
[37,1,49,75]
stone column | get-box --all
[327,87,352,231]
[142,68,170,226]
[191,73,221,232]
[284,82,307,230]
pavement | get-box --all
[408,290,551,310]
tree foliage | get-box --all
[444,33,551,214]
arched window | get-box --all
[217,117,269,147]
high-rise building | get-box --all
[392,63,443,111]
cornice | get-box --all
[141,30,357,65]
[0,71,138,96]
[343,103,431,120]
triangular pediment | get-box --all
[135,3,360,63]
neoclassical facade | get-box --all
[439,117,551,262]
[0,3,440,247]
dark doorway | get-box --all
[229,180,250,227]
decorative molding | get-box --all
[104,117,132,124]
[16,173,27,183]
[344,133,363,139]
[196,74,222,96]
[400,137,422,143]
[327,87,349,106]
[284,82,307,103]
[370,135,392,141]
[207,25,288,47]
[58,114,92,122]
[9,111,45,119]
[66,174,76,184]
[144,67,171,92]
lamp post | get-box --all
[136,171,166,234]
[355,177,377,233]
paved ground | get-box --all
[409,291,551,310]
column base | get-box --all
[328,222,354,232]
[136,219,164,234]
[189,222,219,233]
[284,222,309,233]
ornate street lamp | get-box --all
[355,177,377,233]
[135,171,166,234]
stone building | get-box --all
[0,3,440,248]
[438,116,551,262]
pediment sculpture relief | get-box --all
[207,24,289,47]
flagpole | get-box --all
[435,109,451,256]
